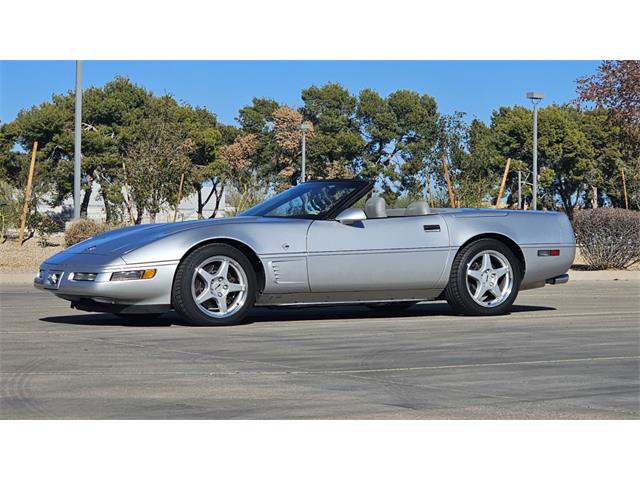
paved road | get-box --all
[1,280,638,419]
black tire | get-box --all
[172,243,257,326]
[444,238,522,316]
[366,301,417,311]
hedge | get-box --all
[573,208,640,270]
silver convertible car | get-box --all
[35,179,575,326]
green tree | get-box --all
[237,97,281,184]
[125,96,193,223]
[450,119,503,207]
[182,106,226,218]
[83,77,152,222]
[0,77,154,224]
[576,60,639,208]
[571,107,624,207]
[491,105,594,216]
[302,83,364,180]
[2,94,75,213]
[357,88,439,202]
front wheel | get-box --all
[445,239,522,316]
[172,244,256,326]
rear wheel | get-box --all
[172,244,256,326]
[445,238,521,316]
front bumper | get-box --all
[34,260,178,308]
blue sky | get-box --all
[0,60,600,126]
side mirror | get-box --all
[335,207,367,225]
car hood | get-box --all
[64,216,260,257]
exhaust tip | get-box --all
[546,274,569,285]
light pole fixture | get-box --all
[526,91,544,210]
[299,122,312,183]
[74,60,83,219]
[517,170,522,210]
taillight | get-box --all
[537,249,560,257]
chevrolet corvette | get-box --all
[35,179,575,325]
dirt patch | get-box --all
[0,233,65,274]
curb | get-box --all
[0,273,37,285]
[566,269,639,282]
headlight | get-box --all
[72,272,97,282]
[110,269,157,281]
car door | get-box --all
[306,214,450,292]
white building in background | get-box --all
[44,182,231,224]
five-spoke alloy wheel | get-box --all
[465,250,513,308]
[192,256,249,318]
[173,244,257,326]
[445,238,521,316]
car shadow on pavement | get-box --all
[39,313,179,327]
[247,303,556,324]
[38,303,556,327]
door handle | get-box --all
[423,224,441,232]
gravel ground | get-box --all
[0,233,66,273]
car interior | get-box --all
[363,196,431,219]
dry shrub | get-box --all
[64,218,111,247]
[573,209,640,269]
[29,212,64,247]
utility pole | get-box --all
[74,60,83,219]
[495,158,511,208]
[527,91,544,210]
[18,142,38,245]
[442,153,455,208]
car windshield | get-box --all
[240,181,368,219]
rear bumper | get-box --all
[546,273,569,285]
[521,244,575,289]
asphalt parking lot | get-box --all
[1,279,638,419]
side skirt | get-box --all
[255,288,444,307]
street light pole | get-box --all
[526,91,544,210]
[532,102,539,210]
[74,60,83,219]
[517,170,522,209]
[301,131,306,183]
[299,123,311,183]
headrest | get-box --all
[405,200,431,216]
[364,196,387,219]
